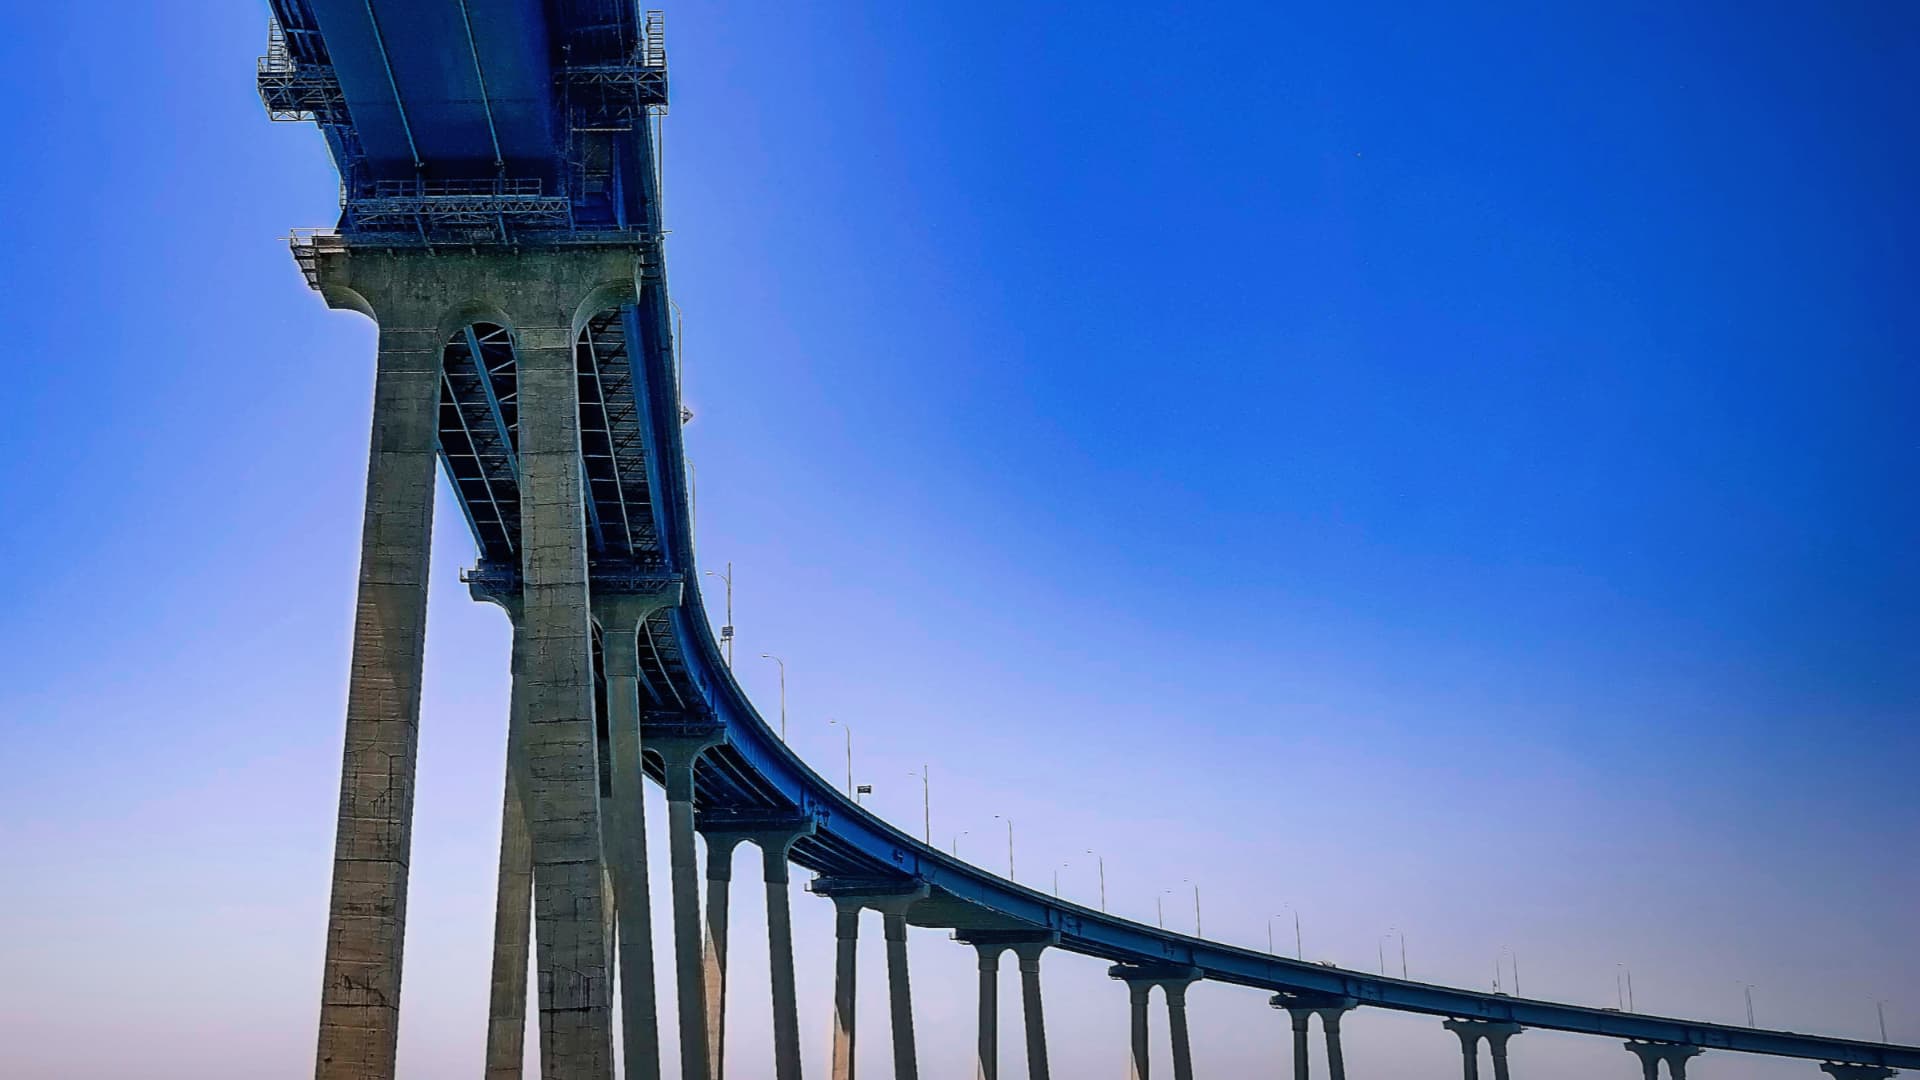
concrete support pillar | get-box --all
[702,833,744,1077]
[312,315,443,1080]
[519,315,617,1080]
[1445,1023,1482,1080]
[1625,1041,1700,1080]
[1273,993,1357,1080]
[482,609,533,1079]
[1487,1027,1515,1080]
[1126,983,1152,1080]
[1320,1008,1352,1080]
[1446,1020,1521,1080]
[881,905,921,1080]
[1285,1010,1311,1080]
[973,946,1000,1080]
[1113,965,1200,1080]
[749,826,814,1080]
[656,731,724,1080]
[304,246,647,1080]
[1625,1043,1662,1080]
[1012,942,1053,1080]
[593,588,679,1080]
[813,881,928,1080]
[1163,979,1198,1080]
[830,900,861,1080]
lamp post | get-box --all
[1500,945,1520,997]
[1053,861,1072,898]
[1879,1001,1889,1043]
[1617,964,1635,1012]
[906,765,929,844]
[1744,984,1755,1028]
[704,562,734,667]
[951,831,968,857]
[1084,850,1106,912]
[827,718,852,796]
[758,653,786,739]
[1270,907,1301,960]
[991,814,1014,880]
[1185,879,1202,936]
[1380,928,1405,978]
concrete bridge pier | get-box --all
[957,931,1059,1080]
[814,880,930,1080]
[1626,1041,1703,1079]
[701,832,745,1077]
[476,597,532,1079]
[652,726,726,1080]
[1112,965,1203,1080]
[1271,992,1357,1080]
[1444,1018,1522,1080]
[751,824,815,1080]
[308,248,645,1080]
[593,586,682,1080]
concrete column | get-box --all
[1451,1028,1482,1080]
[483,609,533,1080]
[312,317,442,1080]
[1320,1008,1351,1080]
[519,316,616,1080]
[1126,983,1152,1080]
[594,589,678,1080]
[656,732,723,1080]
[830,900,861,1080]
[973,946,1001,1080]
[1486,1027,1515,1080]
[1012,942,1053,1080]
[1666,1046,1701,1080]
[1163,979,1197,1080]
[751,828,813,1080]
[1285,1010,1311,1080]
[881,906,921,1080]
[703,833,744,1078]
[1625,1043,1662,1080]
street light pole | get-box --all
[758,653,786,739]
[827,718,852,796]
[1879,1001,1889,1043]
[1053,861,1072,898]
[1745,984,1755,1028]
[951,831,968,857]
[992,814,1014,880]
[704,562,734,667]
[1085,849,1106,912]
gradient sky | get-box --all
[1,3,1915,1078]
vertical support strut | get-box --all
[830,900,860,1080]
[655,730,724,1080]
[595,588,681,1080]
[973,946,1000,1080]
[482,604,533,1079]
[702,833,744,1077]
[1012,942,1053,1080]
[519,316,616,1079]
[752,825,814,1080]
[313,318,442,1080]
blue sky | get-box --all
[0,3,1914,1078]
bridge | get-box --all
[257,4,1917,1080]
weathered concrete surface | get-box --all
[595,592,679,1080]
[754,828,813,1080]
[310,281,444,1079]
[483,615,533,1079]
[519,319,614,1079]
[307,247,644,1080]
[654,732,723,1080]
[702,834,744,1078]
